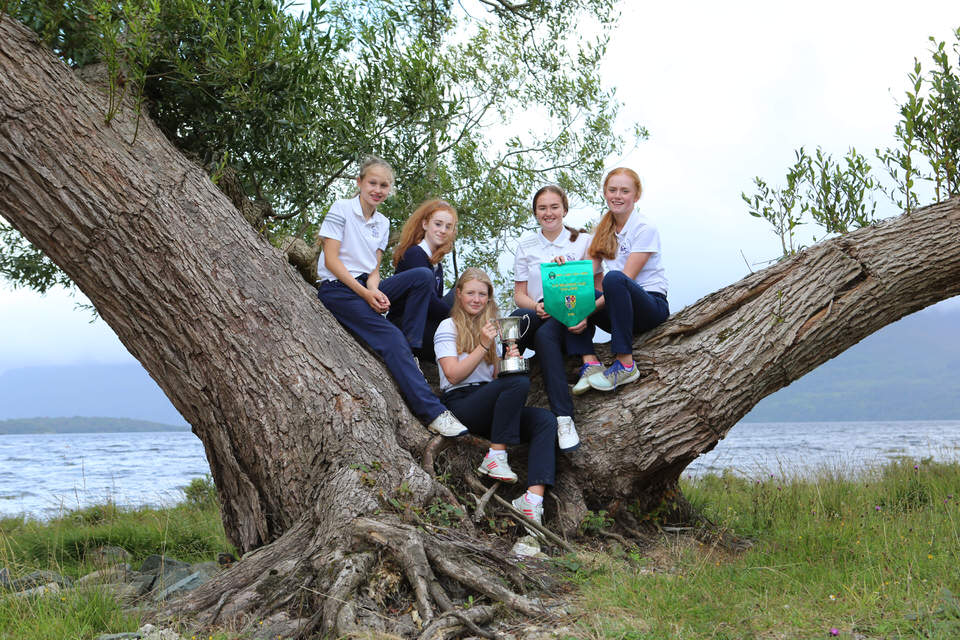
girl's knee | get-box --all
[603,270,629,288]
[505,374,531,393]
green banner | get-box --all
[540,260,596,327]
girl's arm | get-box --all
[322,238,389,312]
[437,321,498,385]
[513,281,540,310]
[622,251,651,281]
[593,253,650,311]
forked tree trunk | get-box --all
[2,14,959,637]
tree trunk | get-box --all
[2,14,959,637]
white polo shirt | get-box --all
[316,197,390,282]
[513,227,599,301]
[434,318,494,392]
[602,209,668,296]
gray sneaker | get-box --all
[587,360,640,392]
[427,410,468,437]
[511,493,544,535]
[477,454,518,483]
[556,416,580,452]
[572,363,603,395]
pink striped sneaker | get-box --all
[476,454,518,483]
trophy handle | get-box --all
[519,313,531,338]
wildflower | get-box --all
[829,594,837,601]
[914,464,919,470]
[830,628,839,636]
[928,554,933,559]
[875,506,881,511]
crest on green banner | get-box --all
[540,260,596,327]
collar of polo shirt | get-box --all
[537,226,571,248]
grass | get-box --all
[0,476,233,640]
[572,458,960,639]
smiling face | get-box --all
[422,208,456,251]
[534,191,566,237]
[604,172,641,217]
[356,166,393,216]
[457,277,490,317]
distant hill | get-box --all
[0,363,187,425]
[0,305,956,424]
[0,416,190,434]
[743,304,960,422]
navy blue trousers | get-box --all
[443,376,556,488]
[317,267,446,423]
[591,271,669,354]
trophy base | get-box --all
[496,357,530,376]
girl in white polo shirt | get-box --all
[584,167,669,391]
[434,268,557,529]
[512,185,602,451]
[315,156,467,438]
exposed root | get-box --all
[313,552,375,639]
[416,605,497,640]
[356,517,552,622]
[471,480,500,523]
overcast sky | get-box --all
[2,1,958,374]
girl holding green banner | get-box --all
[512,185,603,452]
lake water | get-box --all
[2,420,959,519]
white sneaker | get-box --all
[427,411,468,437]
[572,363,603,395]
[477,454,518,483]
[556,416,580,452]
[511,493,544,535]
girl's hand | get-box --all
[535,301,550,319]
[568,318,588,334]
[481,319,499,345]
[366,288,390,313]
[504,343,521,359]
[552,255,567,265]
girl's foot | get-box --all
[587,360,639,391]
[477,452,518,483]
[557,416,581,452]
[572,362,604,395]
[427,411,469,437]
[511,492,544,533]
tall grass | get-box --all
[0,476,231,640]
[573,458,960,639]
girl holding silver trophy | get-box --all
[315,156,468,438]
[434,268,557,528]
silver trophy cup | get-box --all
[493,314,531,376]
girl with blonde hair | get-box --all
[316,156,467,437]
[434,268,557,528]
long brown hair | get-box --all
[533,185,583,241]
[392,199,458,268]
[450,268,498,365]
[587,168,643,261]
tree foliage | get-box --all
[0,0,639,291]
[747,26,960,258]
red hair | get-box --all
[392,199,458,268]
[587,168,643,261]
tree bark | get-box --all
[2,13,959,636]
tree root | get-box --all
[357,517,551,622]
[416,605,497,640]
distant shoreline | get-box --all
[0,416,190,435]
